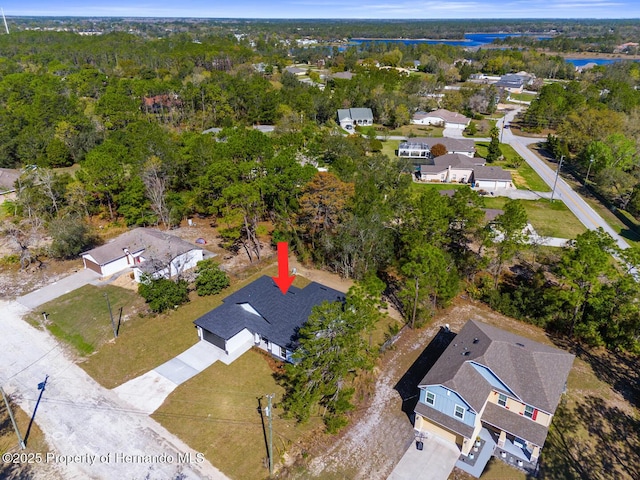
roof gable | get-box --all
[194,276,346,348]
[419,320,574,413]
[82,228,199,266]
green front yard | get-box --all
[482,197,587,239]
[153,348,322,480]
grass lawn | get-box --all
[153,348,323,480]
[509,92,537,102]
[380,139,400,160]
[28,284,146,356]
[476,143,550,192]
[481,197,587,239]
[409,182,467,195]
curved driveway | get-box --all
[498,109,630,250]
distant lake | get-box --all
[565,58,621,67]
[350,33,551,48]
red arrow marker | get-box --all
[272,242,295,295]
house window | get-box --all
[426,391,435,406]
[524,405,538,420]
[498,394,507,407]
[454,404,465,420]
[280,346,286,358]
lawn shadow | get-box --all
[540,395,640,480]
[393,326,456,422]
[551,337,640,408]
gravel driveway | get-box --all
[0,300,229,480]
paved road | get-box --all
[0,300,229,480]
[499,109,630,250]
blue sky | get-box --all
[2,1,640,19]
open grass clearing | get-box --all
[481,197,586,239]
[380,139,400,160]
[153,348,323,480]
[27,284,146,356]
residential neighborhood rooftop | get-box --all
[419,320,574,415]
[193,275,345,349]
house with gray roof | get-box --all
[194,275,345,363]
[337,107,373,131]
[472,166,514,190]
[81,227,203,281]
[417,154,485,184]
[414,320,574,477]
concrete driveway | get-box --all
[388,434,460,480]
[16,268,101,309]
[114,340,231,414]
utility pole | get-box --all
[265,393,274,477]
[104,292,117,339]
[551,155,564,203]
[585,155,594,184]
[1,387,25,449]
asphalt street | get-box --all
[0,300,229,480]
[499,109,630,250]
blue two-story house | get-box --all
[414,320,574,477]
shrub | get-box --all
[138,276,189,313]
[195,259,230,296]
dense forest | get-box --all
[1,21,639,377]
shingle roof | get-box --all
[415,401,475,439]
[82,228,199,266]
[482,402,550,447]
[419,109,470,125]
[193,276,346,348]
[433,154,485,168]
[473,166,513,182]
[419,320,574,414]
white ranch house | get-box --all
[81,228,203,281]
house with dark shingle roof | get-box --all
[81,228,203,281]
[471,165,514,190]
[414,320,574,477]
[417,154,485,183]
[194,276,345,363]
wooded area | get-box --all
[1,21,640,427]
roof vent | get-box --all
[516,342,525,348]
[462,351,471,356]
[473,337,479,344]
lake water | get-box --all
[565,58,621,67]
[349,33,550,48]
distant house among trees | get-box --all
[81,228,203,281]
[142,94,182,114]
[411,109,471,130]
[194,275,345,363]
[337,108,374,131]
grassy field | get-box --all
[78,260,298,388]
[29,284,146,356]
[481,197,587,239]
[381,139,400,160]
[509,92,537,102]
[153,348,323,480]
